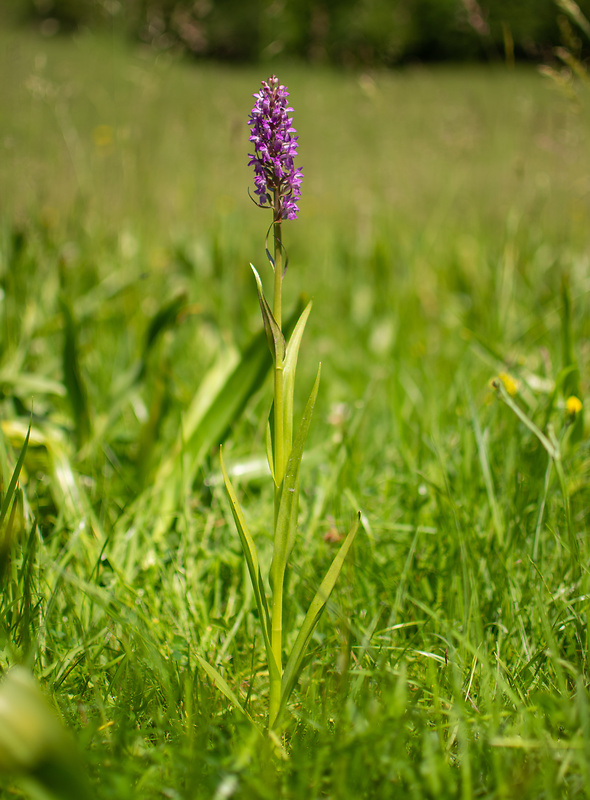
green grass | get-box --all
[0,23,590,800]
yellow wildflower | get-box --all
[566,396,583,416]
[498,372,518,397]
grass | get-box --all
[0,23,590,800]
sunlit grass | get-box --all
[0,22,589,800]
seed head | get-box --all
[248,75,303,221]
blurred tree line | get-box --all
[3,0,590,65]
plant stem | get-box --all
[270,191,284,729]
[272,191,285,498]
[548,426,580,581]
[273,194,283,333]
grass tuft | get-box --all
[0,21,589,800]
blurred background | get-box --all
[2,0,589,250]
[2,0,590,66]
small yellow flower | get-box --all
[498,372,519,397]
[566,396,583,416]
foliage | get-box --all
[0,22,589,800]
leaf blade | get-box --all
[194,653,253,721]
[279,513,361,717]
[0,422,30,527]
[220,447,278,680]
[282,301,312,455]
[270,364,321,592]
[251,264,285,364]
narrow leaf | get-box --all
[468,388,504,547]
[493,379,558,459]
[194,653,252,720]
[142,292,186,361]
[559,274,583,442]
[265,420,276,485]
[547,425,580,578]
[270,364,321,592]
[183,327,272,475]
[110,300,305,553]
[220,447,277,675]
[61,298,90,448]
[0,422,30,527]
[560,274,580,398]
[280,513,361,717]
[0,489,23,582]
[251,264,285,364]
[181,297,302,475]
[283,301,312,456]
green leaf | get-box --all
[1,418,105,550]
[279,513,361,719]
[142,292,186,362]
[194,653,253,721]
[83,292,185,458]
[61,298,90,448]
[165,296,303,484]
[0,421,30,528]
[220,447,277,679]
[559,274,583,442]
[283,301,312,459]
[178,328,271,481]
[183,303,293,475]
[467,387,504,548]
[494,380,580,579]
[270,365,321,593]
[251,264,285,365]
[0,490,23,583]
[265,420,275,485]
[560,274,580,399]
[109,300,305,562]
[493,379,558,460]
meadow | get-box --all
[1,23,590,799]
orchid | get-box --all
[211,76,359,732]
[248,75,303,221]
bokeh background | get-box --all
[3,0,590,65]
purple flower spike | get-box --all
[248,75,303,221]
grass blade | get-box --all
[468,388,504,548]
[251,264,285,365]
[279,513,361,719]
[220,447,276,672]
[183,298,303,477]
[493,379,557,459]
[0,421,30,527]
[270,365,321,590]
[282,301,312,455]
[194,653,253,721]
[61,298,90,448]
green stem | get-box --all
[270,191,284,729]
[272,194,285,496]
[273,193,283,333]
[495,382,580,580]
[548,426,580,581]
